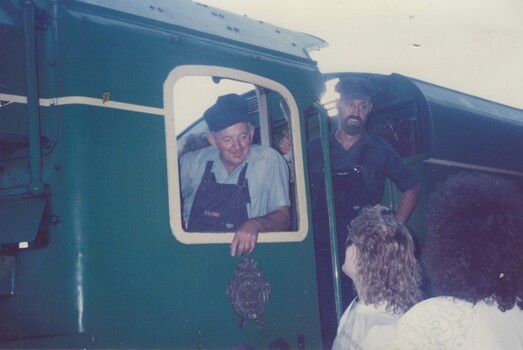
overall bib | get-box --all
[315,145,374,349]
[332,144,374,303]
[187,161,250,232]
[332,145,373,244]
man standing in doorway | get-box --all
[279,75,420,348]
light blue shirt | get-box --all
[180,144,290,224]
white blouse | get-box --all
[371,296,523,350]
[332,299,401,350]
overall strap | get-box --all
[201,161,216,182]
[237,163,251,204]
[237,163,249,186]
[356,144,369,166]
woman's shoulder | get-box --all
[369,298,523,350]
[409,295,467,308]
[401,296,473,322]
[374,297,475,349]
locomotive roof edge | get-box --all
[9,0,328,60]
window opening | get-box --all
[164,66,308,244]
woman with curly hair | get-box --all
[385,172,523,349]
[332,204,423,350]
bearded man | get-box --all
[305,75,420,348]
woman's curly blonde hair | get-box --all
[347,205,423,313]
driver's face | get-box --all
[207,122,254,173]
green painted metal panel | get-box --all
[0,197,46,245]
[0,0,325,348]
[0,256,15,295]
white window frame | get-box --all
[164,65,308,244]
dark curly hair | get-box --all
[425,172,523,311]
[347,205,423,314]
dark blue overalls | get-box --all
[186,161,250,232]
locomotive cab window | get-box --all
[164,66,308,244]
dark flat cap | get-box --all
[335,76,377,100]
[204,94,250,132]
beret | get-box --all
[335,76,377,100]
[203,94,250,132]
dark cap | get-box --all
[203,94,250,132]
[335,76,377,100]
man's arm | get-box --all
[394,183,420,224]
[278,130,292,156]
[230,206,291,257]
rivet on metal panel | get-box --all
[226,25,240,32]
[102,92,110,104]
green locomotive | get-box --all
[1,0,522,348]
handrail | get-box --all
[312,101,343,320]
[21,0,45,196]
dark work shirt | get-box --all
[307,131,418,223]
